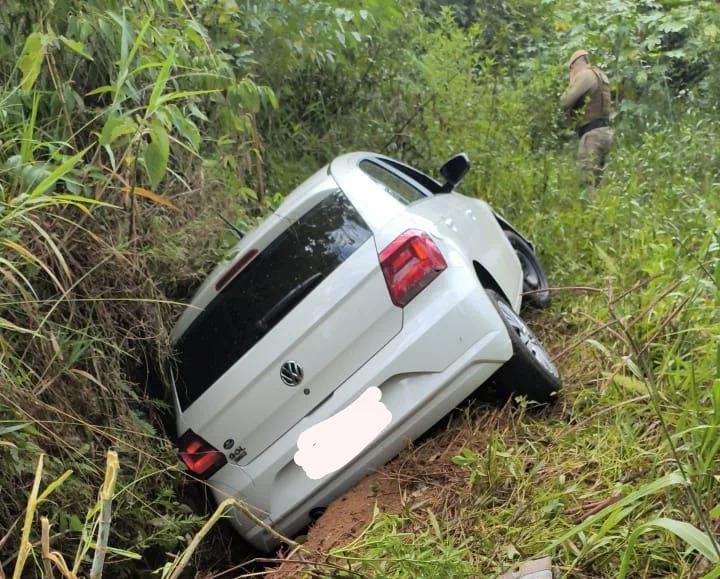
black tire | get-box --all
[505,231,551,309]
[487,290,561,403]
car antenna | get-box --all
[217,212,245,239]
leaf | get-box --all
[157,89,220,107]
[68,514,84,532]
[710,504,720,519]
[659,19,688,33]
[70,369,111,392]
[59,35,93,61]
[237,78,261,113]
[426,508,442,540]
[144,122,169,188]
[0,423,32,436]
[451,448,477,466]
[595,245,619,275]
[0,316,37,335]
[613,374,647,394]
[38,470,73,503]
[169,110,200,151]
[702,566,720,579]
[121,186,177,210]
[543,471,686,554]
[3,239,64,292]
[238,186,257,200]
[262,86,279,110]
[17,32,50,91]
[586,338,612,357]
[620,518,720,578]
[103,546,142,560]
[85,85,114,97]
[99,115,138,147]
[147,50,174,117]
[29,148,91,198]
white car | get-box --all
[169,152,561,551]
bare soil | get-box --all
[267,402,506,577]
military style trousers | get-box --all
[576,126,614,190]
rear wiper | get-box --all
[256,272,324,333]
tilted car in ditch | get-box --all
[169,152,561,550]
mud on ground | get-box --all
[267,400,512,578]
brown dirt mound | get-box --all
[267,404,505,577]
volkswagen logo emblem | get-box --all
[280,361,304,387]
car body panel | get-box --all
[179,239,402,465]
[170,151,538,551]
[209,267,512,550]
[330,152,522,311]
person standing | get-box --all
[561,49,613,191]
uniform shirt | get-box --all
[561,67,611,130]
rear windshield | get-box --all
[173,191,372,410]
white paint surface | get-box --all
[294,387,392,480]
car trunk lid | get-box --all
[172,190,402,465]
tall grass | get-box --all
[2,0,720,576]
[323,103,720,576]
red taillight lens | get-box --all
[177,430,227,479]
[379,230,447,307]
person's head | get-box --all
[569,49,590,80]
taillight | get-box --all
[379,230,447,307]
[177,430,227,479]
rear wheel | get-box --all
[505,231,551,309]
[487,290,561,403]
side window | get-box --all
[383,159,443,194]
[359,160,427,205]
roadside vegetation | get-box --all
[1,0,719,576]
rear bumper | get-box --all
[205,266,514,551]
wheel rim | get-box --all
[516,251,540,290]
[497,302,559,378]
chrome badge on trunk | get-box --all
[280,361,304,386]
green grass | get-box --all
[2,0,720,576]
[302,121,720,577]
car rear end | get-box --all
[169,155,517,550]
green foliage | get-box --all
[1,0,720,575]
[553,0,720,123]
[330,508,475,576]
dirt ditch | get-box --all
[267,401,508,577]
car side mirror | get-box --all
[438,153,470,193]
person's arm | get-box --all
[560,69,596,111]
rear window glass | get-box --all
[173,191,372,410]
[359,160,427,205]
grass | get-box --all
[2,1,720,576]
[279,123,720,577]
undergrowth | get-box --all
[1,0,720,577]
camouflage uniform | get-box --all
[561,63,613,190]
